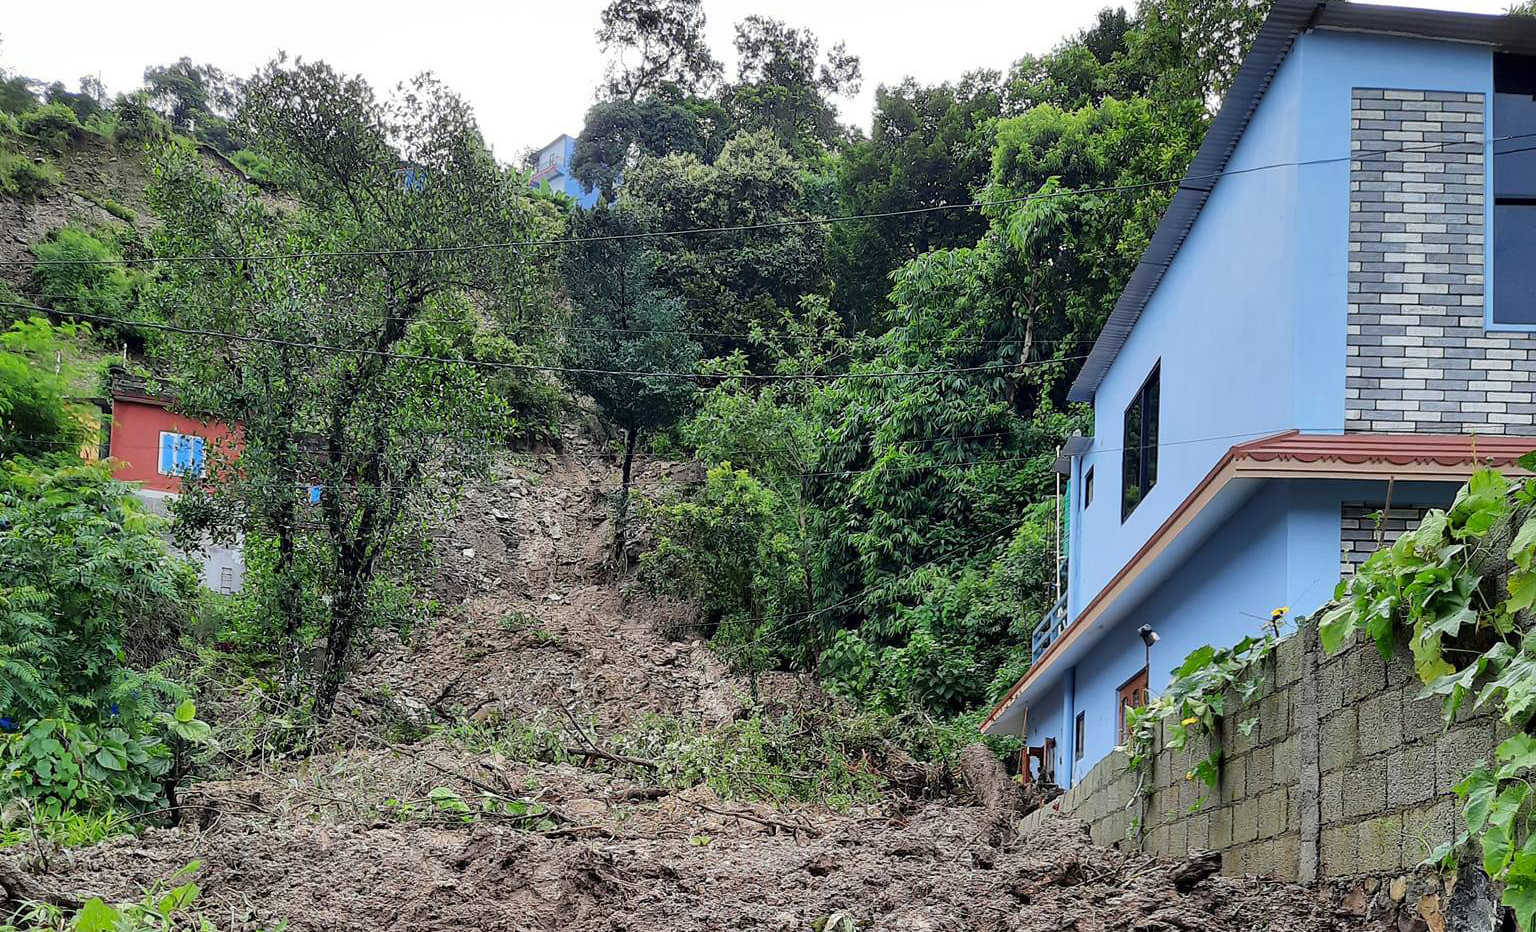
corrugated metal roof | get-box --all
[1066,0,1536,404]
[1233,430,1536,467]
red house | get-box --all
[107,370,246,593]
[107,371,242,494]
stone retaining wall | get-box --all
[1019,620,1503,884]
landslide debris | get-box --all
[3,426,1391,932]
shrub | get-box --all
[228,148,274,181]
[0,151,59,199]
[0,317,94,460]
[81,191,137,222]
[16,103,83,152]
[110,95,171,148]
[0,861,282,931]
[0,457,208,814]
[29,226,141,334]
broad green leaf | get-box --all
[72,898,119,932]
[1457,768,1499,836]
[1498,734,1536,781]
[175,699,197,723]
[1505,849,1536,932]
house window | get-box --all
[1117,666,1149,745]
[157,431,205,477]
[1495,54,1536,327]
[1074,711,1086,762]
[1083,467,1094,509]
[1121,363,1160,520]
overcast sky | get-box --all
[1,0,1513,162]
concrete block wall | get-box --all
[1346,87,1536,436]
[1340,503,1432,575]
[1019,621,1502,883]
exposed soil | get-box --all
[4,425,1390,931]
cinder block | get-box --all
[1234,797,1260,844]
[1257,788,1287,839]
[1271,735,1299,787]
[1222,843,1250,876]
[1222,754,1247,806]
[1343,758,1389,819]
[1321,769,1346,824]
[1247,744,1277,797]
[1320,709,1360,772]
[1387,744,1437,807]
[1322,824,1360,878]
[1185,809,1211,852]
[1359,690,1405,755]
[1435,722,1495,792]
[1260,690,1291,742]
[1359,813,1405,872]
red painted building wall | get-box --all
[108,395,242,494]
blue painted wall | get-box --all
[1065,32,1494,633]
[531,134,600,208]
[1046,477,1459,784]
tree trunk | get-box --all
[274,499,305,695]
[612,426,639,567]
[315,573,363,722]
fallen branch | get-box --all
[682,800,821,838]
[560,745,660,770]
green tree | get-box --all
[828,73,1003,327]
[142,57,240,151]
[722,16,861,157]
[560,204,700,561]
[0,317,92,461]
[595,0,722,101]
[620,129,828,357]
[148,59,565,717]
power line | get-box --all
[3,132,1526,270]
[0,301,1089,383]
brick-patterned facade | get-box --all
[1347,88,1536,436]
[1339,503,1433,575]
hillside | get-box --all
[1,422,1386,932]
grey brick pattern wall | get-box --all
[1347,88,1536,436]
[1340,503,1432,575]
[1021,621,1502,884]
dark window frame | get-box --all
[1493,53,1536,328]
[1121,363,1161,521]
[1074,711,1086,762]
[1083,466,1095,509]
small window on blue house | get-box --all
[1074,712,1085,762]
[1494,54,1536,327]
[1121,363,1159,520]
[1083,467,1094,509]
[157,431,205,477]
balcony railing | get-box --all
[1031,590,1070,661]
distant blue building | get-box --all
[530,134,599,208]
[983,0,1536,787]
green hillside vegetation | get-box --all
[0,0,1270,852]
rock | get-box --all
[1168,850,1222,893]
[1389,876,1408,903]
[462,548,476,558]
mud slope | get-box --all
[7,427,1390,932]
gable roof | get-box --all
[1067,0,1536,404]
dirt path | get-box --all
[6,428,1391,932]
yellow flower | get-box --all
[1181,716,1199,726]
[1271,605,1290,620]
[1185,771,1195,781]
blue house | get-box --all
[530,134,599,208]
[983,0,1536,787]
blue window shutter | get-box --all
[174,434,189,474]
[159,433,175,475]
[190,437,205,475]
[309,485,322,505]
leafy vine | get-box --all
[1319,456,1536,928]
[1114,454,1536,927]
